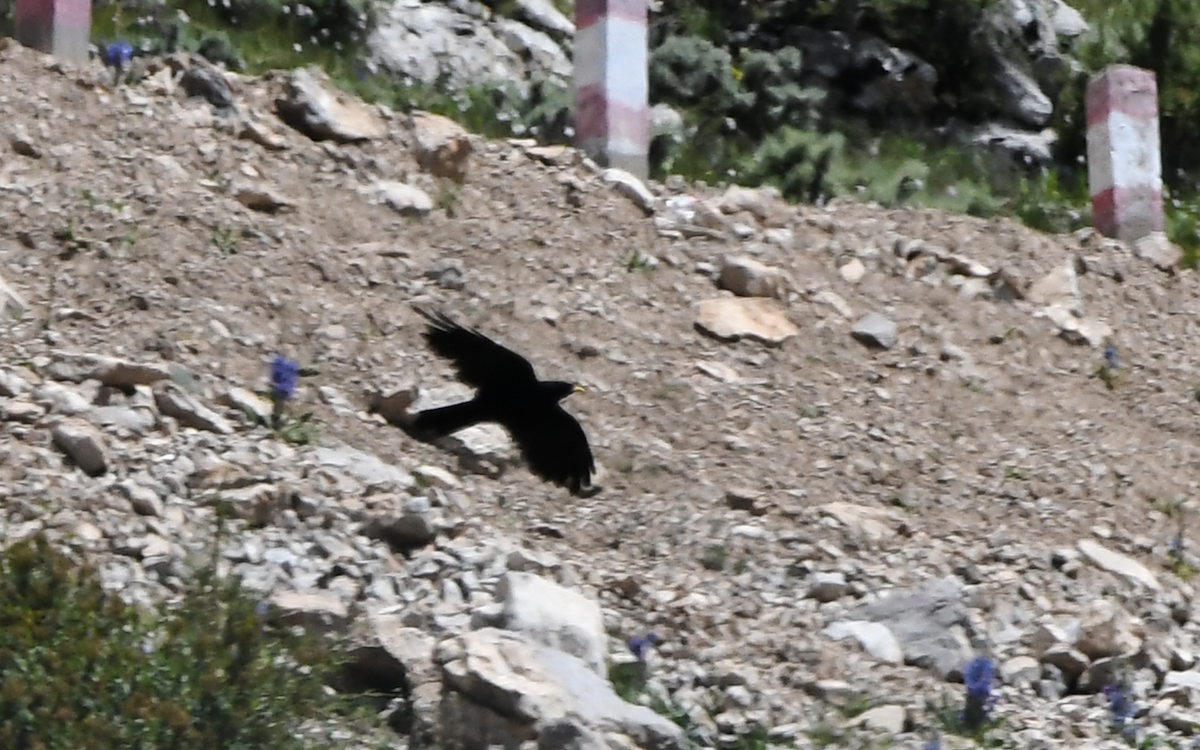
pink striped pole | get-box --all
[573,0,649,179]
[15,0,92,65]
[1085,65,1163,243]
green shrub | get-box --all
[1008,166,1090,235]
[741,127,846,204]
[649,35,749,114]
[520,75,573,143]
[653,0,747,43]
[733,127,1020,217]
[195,29,245,71]
[0,532,338,750]
[198,0,376,48]
[1165,190,1200,267]
[653,0,998,116]
[735,46,826,139]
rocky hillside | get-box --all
[4,38,1200,750]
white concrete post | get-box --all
[1086,64,1163,243]
[14,0,91,64]
[573,0,649,179]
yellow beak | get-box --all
[572,384,586,394]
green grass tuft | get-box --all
[0,530,341,749]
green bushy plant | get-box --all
[653,0,748,44]
[198,0,376,48]
[737,46,825,138]
[1165,190,1200,267]
[0,531,339,750]
[649,34,749,114]
[1008,166,1090,235]
[520,75,573,142]
[741,127,846,204]
[194,29,245,71]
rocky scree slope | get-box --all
[4,40,1200,750]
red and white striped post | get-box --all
[14,0,91,65]
[573,0,649,179]
[1085,65,1163,243]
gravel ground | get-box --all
[4,39,1200,749]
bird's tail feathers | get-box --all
[411,303,459,333]
[410,399,488,437]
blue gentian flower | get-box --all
[628,632,661,662]
[1103,683,1133,722]
[268,354,300,429]
[269,355,299,402]
[102,39,134,70]
[1103,683,1135,739]
[1104,346,1120,370]
[255,600,270,632]
[960,656,996,729]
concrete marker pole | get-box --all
[1085,64,1163,243]
[573,0,650,179]
[14,0,92,65]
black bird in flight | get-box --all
[405,308,597,496]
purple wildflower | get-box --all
[628,632,661,662]
[102,39,134,70]
[1103,683,1136,740]
[960,656,995,729]
[1104,346,1120,370]
[269,355,299,402]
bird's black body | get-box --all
[408,308,596,496]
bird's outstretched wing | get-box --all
[504,403,596,495]
[414,307,538,391]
